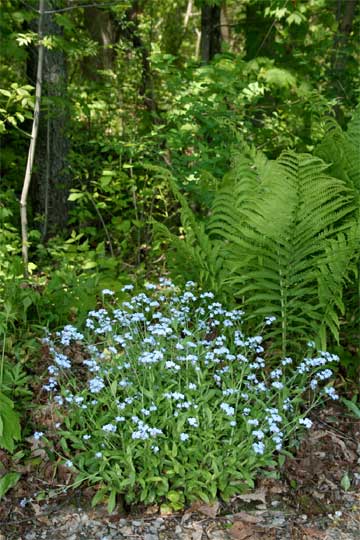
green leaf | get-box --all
[68,192,85,201]
[341,398,360,419]
[0,394,21,452]
[91,488,107,507]
[0,472,21,499]
[107,489,117,513]
[340,473,351,492]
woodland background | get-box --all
[0,0,359,510]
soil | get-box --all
[1,403,359,540]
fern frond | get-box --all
[316,108,360,194]
[215,150,357,355]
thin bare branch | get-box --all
[20,0,45,278]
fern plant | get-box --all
[314,105,360,363]
[316,104,360,196]
[152,165,229,297]
[211,151,357,355]
[157,133,358,357]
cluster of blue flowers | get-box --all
[41,278,339,470]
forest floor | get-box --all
[1,402,359,540]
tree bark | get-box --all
[28,0,70,238]
[124,2,156,113]
[331,0,358,80]
[83,6,119,79]
[200,3,222,63]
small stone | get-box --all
[132,519,143,527]
[175,525,182,535]
[119,526,133,536]
[118,518,127,526]
[144,534,158,540]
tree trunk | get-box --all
[220,2,231,46]
[332,0,358,83]
[83,6,119,79]
[200,3,222,63]
[28,0,70,239]
[330,0,358,121]
[124,2,156,113]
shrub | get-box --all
[41,279,339,512]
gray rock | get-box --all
[119,525,133,536]
[143,534,159,540]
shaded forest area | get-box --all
[0,0,359,532]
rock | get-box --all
[119,525,133,536]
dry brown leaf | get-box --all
[229,521,261,540]
[312,431,356,462]
[258,478,286,494]
[187,500,220,518]
[36,514,51,526]
[190,522,204,540]
[144,504,159,515]
[300,526,327,539]
[236,489,267,505]
[30,502,42,515]
[231,511,264,524]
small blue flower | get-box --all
[252,441,265,455]
[220,403,235,416]
[102,423,117,433]
[299,418,312,429]
[323,386,339,400]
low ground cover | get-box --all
[29,279,341,513]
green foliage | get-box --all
[316,105,360,195]
[0,393,21,453]
[159,115,359,356]
[153,166,227,296]
[0,472,21,499]
[39,281,339,510]
[0,83,34,134]
[342,397,360,420]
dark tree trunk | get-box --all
[123,2,156,113]
[331,0,358,88]
[83,7,119,79]
[28,0,70,239]
[200,4,222,63]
